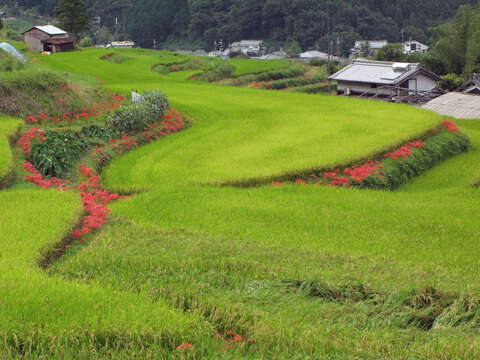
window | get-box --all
[370,83,377,88]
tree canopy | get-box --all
[6,0,479,54]
[54,0,90,40]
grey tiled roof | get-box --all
[329,59,441,85]
[423,93,480,119]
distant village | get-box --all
[13,21,480,116]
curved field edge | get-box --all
[0,116,22,188]
[0,190,211,357]
[100,93,443,192]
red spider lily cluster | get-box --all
[25,83,124,124]
[19,107,187,248]
[176,342,193,350]
[22,161,70,191]
[71,164,120,243]
[16,127,46,156]
[90,108,186,168]
[444,119,459,132]
[250,82,262,88]
[383,141,425,160]
[273,137,432,188]
[216,330,254,351]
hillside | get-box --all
[3,0,477,53]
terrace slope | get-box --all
[37,48,480,358]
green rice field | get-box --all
[1,47,479,358]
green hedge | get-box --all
[289,83,332,94]
[363,130,470,190]
[255,65,305,81]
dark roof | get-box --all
[457,74,480,92]
[42,38,74,45]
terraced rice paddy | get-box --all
[1,47,479,358]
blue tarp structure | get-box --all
[0,42,27,63]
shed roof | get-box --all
[423,92,480,119]
[328,59,441,85]
[458,74,480,92]
[24,25,67,35]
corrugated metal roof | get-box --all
[423,93,480,119]
[34,25,67,35]
[354,40,388,49]
[329,60,421,85]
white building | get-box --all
[403,40,429,54]
[229,40,265,56]
[329,59,442,97]
[109,41,135,48]
[350,40,388,58]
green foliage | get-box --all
[440,73,467,91]
[195,59,234,82]
[0,51,24,72]
[0,116,21,185]
[54,0,90,40]
[79,35,93,47]
[285,40,301,58]
[255,65,305,81]
[375,43,406,62]
[30,131,86,177]
[363,130,470,190]
[289,83,332,94]
[426,3,480,76]
[106,90,169,134]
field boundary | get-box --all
[219,122,450,188]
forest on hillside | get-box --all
[4,0,479,54]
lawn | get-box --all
[1,47,478,358]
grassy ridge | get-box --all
[0,116,21,185]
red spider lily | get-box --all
[444,119,458,132]
[176,343,193,350]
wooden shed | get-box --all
[23,25,74,53]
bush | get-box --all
[79,36,93,47]
[289,83,332,94]
[30,131,86,178]
[309,58,328,67]
[440,73,466,91]
[363,129,470,190]
[255,65,305,81]
[268,77,316,90]
[196,60,234,82]
[106,90,169,134]
[0,53,24,72]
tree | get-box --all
[0,19,3,32]
[54,0,90,42]
[375,43,406,62]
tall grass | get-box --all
[0,116,21,186]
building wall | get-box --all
[337,81,395,96]
[23,29,70,52]
[24,29,49,51]
[415,74,437,92]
